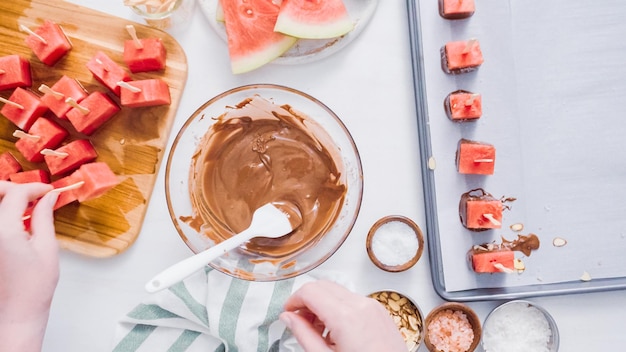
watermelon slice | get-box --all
[471,250,514,273]
[274,0,354,39]
[0,152,22,181]
[40,75,88,119]
[72,162,119,202]
[23,20,72,66]
[15,117,69,163]
[123,37,167,73]
[442,39,484,74]
[0,55,32,91]
[66,91,120,135]
[43,139,98,176]
[220,0,297,74]
[0,87,48,130]
[9,169,50,184]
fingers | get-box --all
[283,280,355,323]
[30,191,59,250]
[0,182,53,234]
[279,311,333,352]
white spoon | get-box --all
[145,202,301,293]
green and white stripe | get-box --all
[112,267,312,352]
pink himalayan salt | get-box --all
[427,309,474,352]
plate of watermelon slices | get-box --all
[198,0,378,68]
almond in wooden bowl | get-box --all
[368,290,424,352]
[424,302,482,352]
[366,215,424,272]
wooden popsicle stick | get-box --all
[117,81,142,93]
[38,84,64,99]
[19,24,47,45]
[13,130,41,141]
[474,158,494,163]
[40,148,69,158]
[125,25,144,49]
[462,38,477,54]
[0,96,24,109]
[493,263,515,274]
[65,97,90,115]
[482,213,501,226]
[464,93,479,106]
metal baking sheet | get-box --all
[407,0,626,301]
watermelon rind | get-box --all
[274,0,355,39]
[221,0,297,74]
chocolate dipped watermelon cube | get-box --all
[471,249,514,273]
[0,152,22,181]
[0,55,32,90]
[51,171,84,209]
[1,87,48,130]
[445,90,482,121]
[66,91,120,135]
[72,162,119,202]
[86,51,131,96]
[43,139,98,176]
[40,75,88,119]
[119,79,171,108]
[439,0,475,19]
[442,39,484,74]
[459,188,503,230]
[123,37,167,73]
[456,139,495,175]
[23,20,72,66]
[14,117,69,163]
[9,169,50,184]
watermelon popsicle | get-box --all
[123,25,167,73]
[14,117,69,162]
[445,90,482,121]
[118,79,171,107]
[66,91,120,135]
[442,38,484,74]
[439,0,475,19]
[459,188,503,231]
[0,152,22,181]
[21,20,72,66]
[456,139,496,175]
[86,51,131,96]
[0,87,48,130]
[39,75,88,119]
[42,139,98,176]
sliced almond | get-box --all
[552,237,567,247]
[510,223,524,232]
[580,271,592,282]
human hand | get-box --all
[280,280,407,352]
[0,181,59,352]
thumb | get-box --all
[280,312,332,352]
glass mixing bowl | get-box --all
[165,84,363,281]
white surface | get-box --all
[45,1,626,351]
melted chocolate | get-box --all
[186,96,346,258]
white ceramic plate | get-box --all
[198,0,378,65]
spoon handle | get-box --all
[145,228,255,293]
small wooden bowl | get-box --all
[424,302,482,352]
[366,215,424,272]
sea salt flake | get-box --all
[371,221,419,266]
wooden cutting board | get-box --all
[0,0,188,257]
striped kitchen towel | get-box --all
[112,267,344,352]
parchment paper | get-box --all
[418,0,626,292]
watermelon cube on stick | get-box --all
[0,87,48,130]
[456,139,496,175]
[442,38,484,74]
[0,55,32,91]
[21,21,72,66]
[9,169,50,184]
[14,117,69,163]
[51,173,85,209]
[72,162,119,202]
[459,188,503,230]
[439,0,475,19]
[274,0,355,39]
[39,75,88,119]
[86,51,131,96]
[123,25,167,73]
[66,91,120,135]
[118,79,171,108]
[42,139,98,176]
[0,152,22,181]
[445,90,482,121]
[471,250,515,273]
[220,0,297,74]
